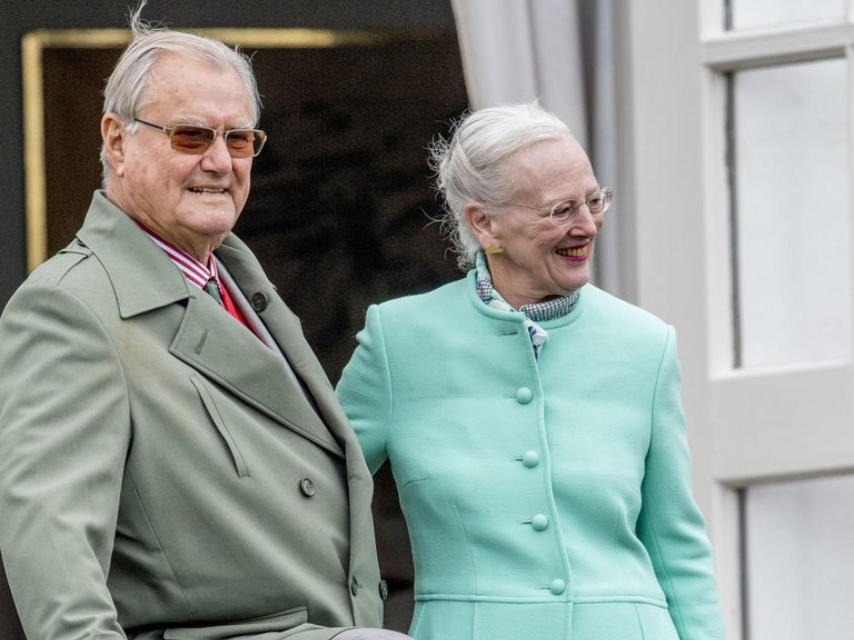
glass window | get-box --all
[730,59,850,368]
[745,474,854,639]
[727,0,844,30]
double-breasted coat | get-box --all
[0,192,383,640]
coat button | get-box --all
[350,576,360,596]
[515,387,533,404]
[299,478,316,497]
[522,450,539,468]
[251,292,268,311]
[531,514,549,531]
[378,579,389,601]
[549,578,566,595]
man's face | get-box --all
[103,53,254,258]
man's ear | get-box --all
[101,113,127,177]
[464,201,499,250]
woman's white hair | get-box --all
[429,102,573,269]
[100,1,261,179]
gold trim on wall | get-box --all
[21,27,405,271]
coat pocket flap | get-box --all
[163,605,309,639]
[190,375,250,477]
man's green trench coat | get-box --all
[0,192,383,640]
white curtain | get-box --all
[450,0,620,295]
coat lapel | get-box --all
[169,289,343,456]
[169,291,343,455]
[214,239,378,563]
[76,192,378,600]
[76,191,189,317]
[214,238,358,450]
[77,191,342,457]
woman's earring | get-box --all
[485,245,504,255]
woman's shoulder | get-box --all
[580,284,672,339]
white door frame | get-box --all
[614,2,854,638]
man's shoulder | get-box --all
[23,239,97,287]
[6,238,115,314]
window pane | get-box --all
[746,475,854,639]
[728,0,844,30]
[731,59,850,368]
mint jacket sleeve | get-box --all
[636,327,726,640]
[0,284,130,640]
[336,305,392,475]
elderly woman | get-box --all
[336,104,725,640]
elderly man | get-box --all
[0,12,409,640]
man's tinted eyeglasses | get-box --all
[134,118,267,158]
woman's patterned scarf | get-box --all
[474,251,579,359]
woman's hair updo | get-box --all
[429,102,573,269]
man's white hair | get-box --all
[100,1,261,180]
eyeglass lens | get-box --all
[550,190,612,221]
[170,125,266,158]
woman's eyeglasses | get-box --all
[134,118,267,158]
[510,188,614,225]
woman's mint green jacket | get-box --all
[337,273,725,640]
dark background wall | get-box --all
[0,0,458,307]
[0,1,464,638]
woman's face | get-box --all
[469,136,603,309]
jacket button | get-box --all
[515,387,533,404]
[522,451,539,468]
[350,577,360,596]
[549,578,566,595]
[378,579,389,601]
[299,478,316,497]
[531,514,549,531]
[251,292,268,311]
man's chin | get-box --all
[181,208,240,234]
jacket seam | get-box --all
[53,284,194,621]
[643,325,690,639]
[372,305,397,446]
[125,470,196,620]
[41,284,140,628]
[633,602,647,640]
[452,502,479,598]
[412,593,669,606]
[50,284,132,435]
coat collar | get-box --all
[465,269,587,330]
[75,192,349,458]
[214,236,355,457]
[76,191,191,318]
[73,192,376,583]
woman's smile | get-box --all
[555,243,590,261]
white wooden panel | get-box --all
[618,1,854,637]
[701,69,737,375]
[730,0,845,31]
[702,23,850,70]
[732,59,850,368]
[712,365,854,481]
[746,474,854,640]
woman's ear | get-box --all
[464,202,499,251]
[101,113,127,177]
